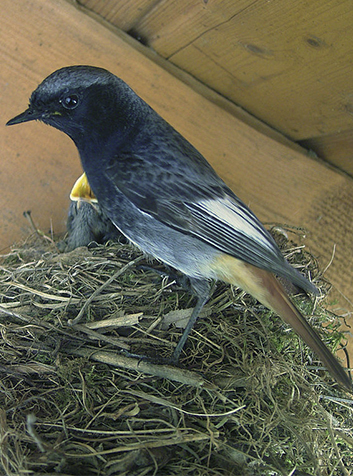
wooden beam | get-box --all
[119,0,353,141]
[77,0,158,31]
[301,130,353,177]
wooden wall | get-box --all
[78,0,353,176]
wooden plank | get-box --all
[77,0,158,31]
[2,0,353,327]
[132,0,251,56]
[131,0,353,141]
[301,130,353,176]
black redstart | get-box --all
[7,66,351,390]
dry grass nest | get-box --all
[0,226,352,476]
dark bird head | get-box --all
[6,65,148,149]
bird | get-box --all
[6,65,351,391]
[58,173,121,252]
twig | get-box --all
[73,324,130,350]
[84,312,142,329]
[26,414,46,453]
[64,345,214,389]
[69,255,144,325]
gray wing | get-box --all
[104,152,318,294]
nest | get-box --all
[0,227,352,476]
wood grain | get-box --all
[77,0,158,31]
[166,0,353,140]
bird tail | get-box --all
[210,254,351,391]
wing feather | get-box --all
[104,151,317,294]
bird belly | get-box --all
[114,212,222,280]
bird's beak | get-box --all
[70,172,98,207]
[6,107,42,126]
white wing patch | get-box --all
[189,197,273,251]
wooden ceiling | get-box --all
[77,0,353,176]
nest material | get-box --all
[0,228,352,476]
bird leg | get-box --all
[118,295,208,365]
[170,294,209,364]
[121,276,212,365]
[170,277,212,364]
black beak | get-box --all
[6,108,42,126]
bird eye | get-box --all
[61,94,79,110]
